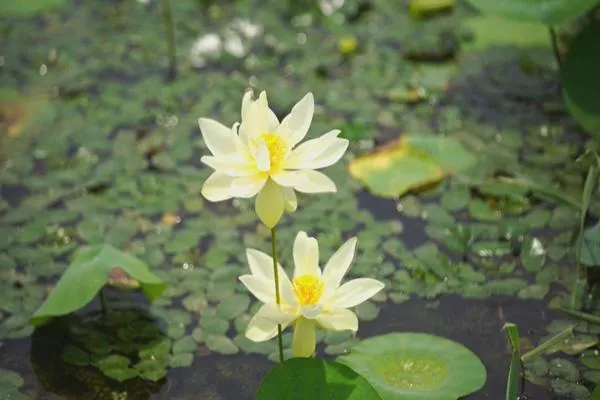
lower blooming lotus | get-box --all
[239,231,385,358]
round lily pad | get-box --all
[338,333,487,400]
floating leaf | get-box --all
[0,369,24,388]
[205,334,239,355]
[62,344,92,366]
[409,0,454,19]
[524,356,549,379]
[139,338,170,361]
[172,336,197,354]
[32,244,166,325]
[581,350,600,369]
[517,284,549,300]
[134,359,167,382]
[466,0,599,25]
[354,301,380,321]
[549,358,580,382]
[349,134,476,198]
[96,354,137,382]
[338,333,486,400]
[216,294,250,320]
[0,0,66,16]
[485,279,527,296]
[257,358,382,400]
[200,315,230,335]
[169,352,194,368]
[463,16,549,50]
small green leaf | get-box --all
[169,352,194,368]
[62,345,91,366]
[200,315,229,335]
[0,369,24,388]
[216,294,250,320]
[172,336,197,354]
[205,335,239,355]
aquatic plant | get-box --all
[198,89,349,364]
[338,332,487,400]
[32,244,166,325]
[197,90,488,399]
[239,231,384,357]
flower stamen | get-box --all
[293,274,324,305]
[255,133,287,173]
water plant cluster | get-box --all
[1,0,600,399]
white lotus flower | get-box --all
[239,231,385,358]
[198,91,349,228]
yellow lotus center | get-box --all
[259,133,287,172]
[293,275,325,305]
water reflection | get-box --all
[31,308,166,399]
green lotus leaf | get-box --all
[561,20,600,136]
[32,244,166,325]
[257,358,382,400]
[338,332,486,400]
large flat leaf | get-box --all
[338,333,487,400]
[257,358,381,400]
[467,0,600,25]
[349,134,476,198]
[561,21,600,137]
[32,244,166,325]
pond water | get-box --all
[1,0,598,399]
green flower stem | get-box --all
[161,0,177,79]
[99,288,108,316]
[271,227,285,364]
[549,26,561,69]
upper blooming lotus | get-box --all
[239,231,385,357]
[198,91,349,228]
